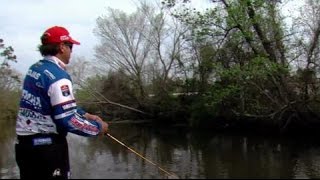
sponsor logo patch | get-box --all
[33,137,52,146]
[62,102,76,110]
[27,69,41,80]
[61,85,70,96]
[22,90,42,109]
[60,35,70,41]
[44,69,56,80]
[70,117,99,135]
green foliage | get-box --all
[159,0,291,127]
[213,57,289,114]
[188,96,217,128]
[149,94,182,122]
[75,75,111,116]
[0,89,20,121]
[181,55,289,125]
[246,57,289,78]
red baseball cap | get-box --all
[41,26,80,45]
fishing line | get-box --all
[106,133,179,179]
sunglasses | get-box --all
[63,43,73,50]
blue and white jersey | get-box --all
[16,56,101,137]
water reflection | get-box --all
[2,121,320,179]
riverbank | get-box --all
[116,116,320,138]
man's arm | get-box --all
[48,78,107,136]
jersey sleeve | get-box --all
[48,78,101,136]
[76,107,87,116]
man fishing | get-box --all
[15,26,109,179]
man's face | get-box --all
[60,42,73,64]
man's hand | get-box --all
[84,113,103,121]
[84,113,109,135]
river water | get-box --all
[1,121,320,179]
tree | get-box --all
[0,38,20,91]
[66,56,91,90]
[0,39,20,121]
[94,6,153,101]
[161,0,320,129]
[94,1,189,103]
[291,0,320,100]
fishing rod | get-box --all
[77,79,152,116]
[105,133,179,179]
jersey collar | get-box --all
[44,56,66,70]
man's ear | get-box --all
[58,43,65,53]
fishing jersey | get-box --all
[16,56,101,137]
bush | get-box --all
[0,90,20,124]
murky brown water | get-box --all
[2,120,320,179]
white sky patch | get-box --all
[1,0,137,74]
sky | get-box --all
[1,0,138,74]
[1,0,302,75]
